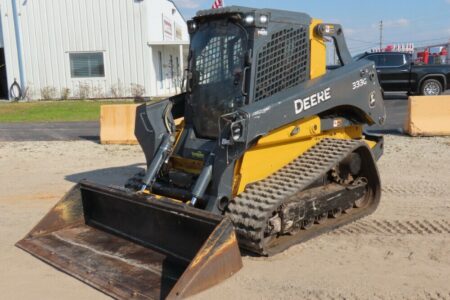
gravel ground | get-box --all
[0,135,449,300]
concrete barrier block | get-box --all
[404,96,450,136]
[100,104,139,145]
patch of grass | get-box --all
[0,100,134,123]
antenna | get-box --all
[379,21,383,50]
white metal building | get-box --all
[0,0,189,100]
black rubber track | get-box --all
[226,138,381,256]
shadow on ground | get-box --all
[365,128,405,135]
[65,163,145,187]
[78,135,100,142]
[383,93,409,100]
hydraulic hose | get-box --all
[10,79,22,101]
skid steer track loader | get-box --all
[17,6,386,300]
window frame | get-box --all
[367,53,407,68]
[69,52,105,78]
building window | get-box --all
[70,52,105,78]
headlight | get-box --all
[187,21,197,33]
[245,15,255,24]
[260,15,268,24]
[231,122,243,141]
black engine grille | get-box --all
[254,26,309,102]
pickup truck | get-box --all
[355,52,450,95]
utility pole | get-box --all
[379,20,383,50]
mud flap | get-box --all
[16,181,243,300]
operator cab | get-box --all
[187,17,250,138]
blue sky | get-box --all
[173,0,450,54]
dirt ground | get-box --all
[0,135,449,300]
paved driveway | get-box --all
[0,95,417,142]
[0,121,99,142]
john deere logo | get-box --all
[294,88,332,115]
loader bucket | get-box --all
[16,181,242,300]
